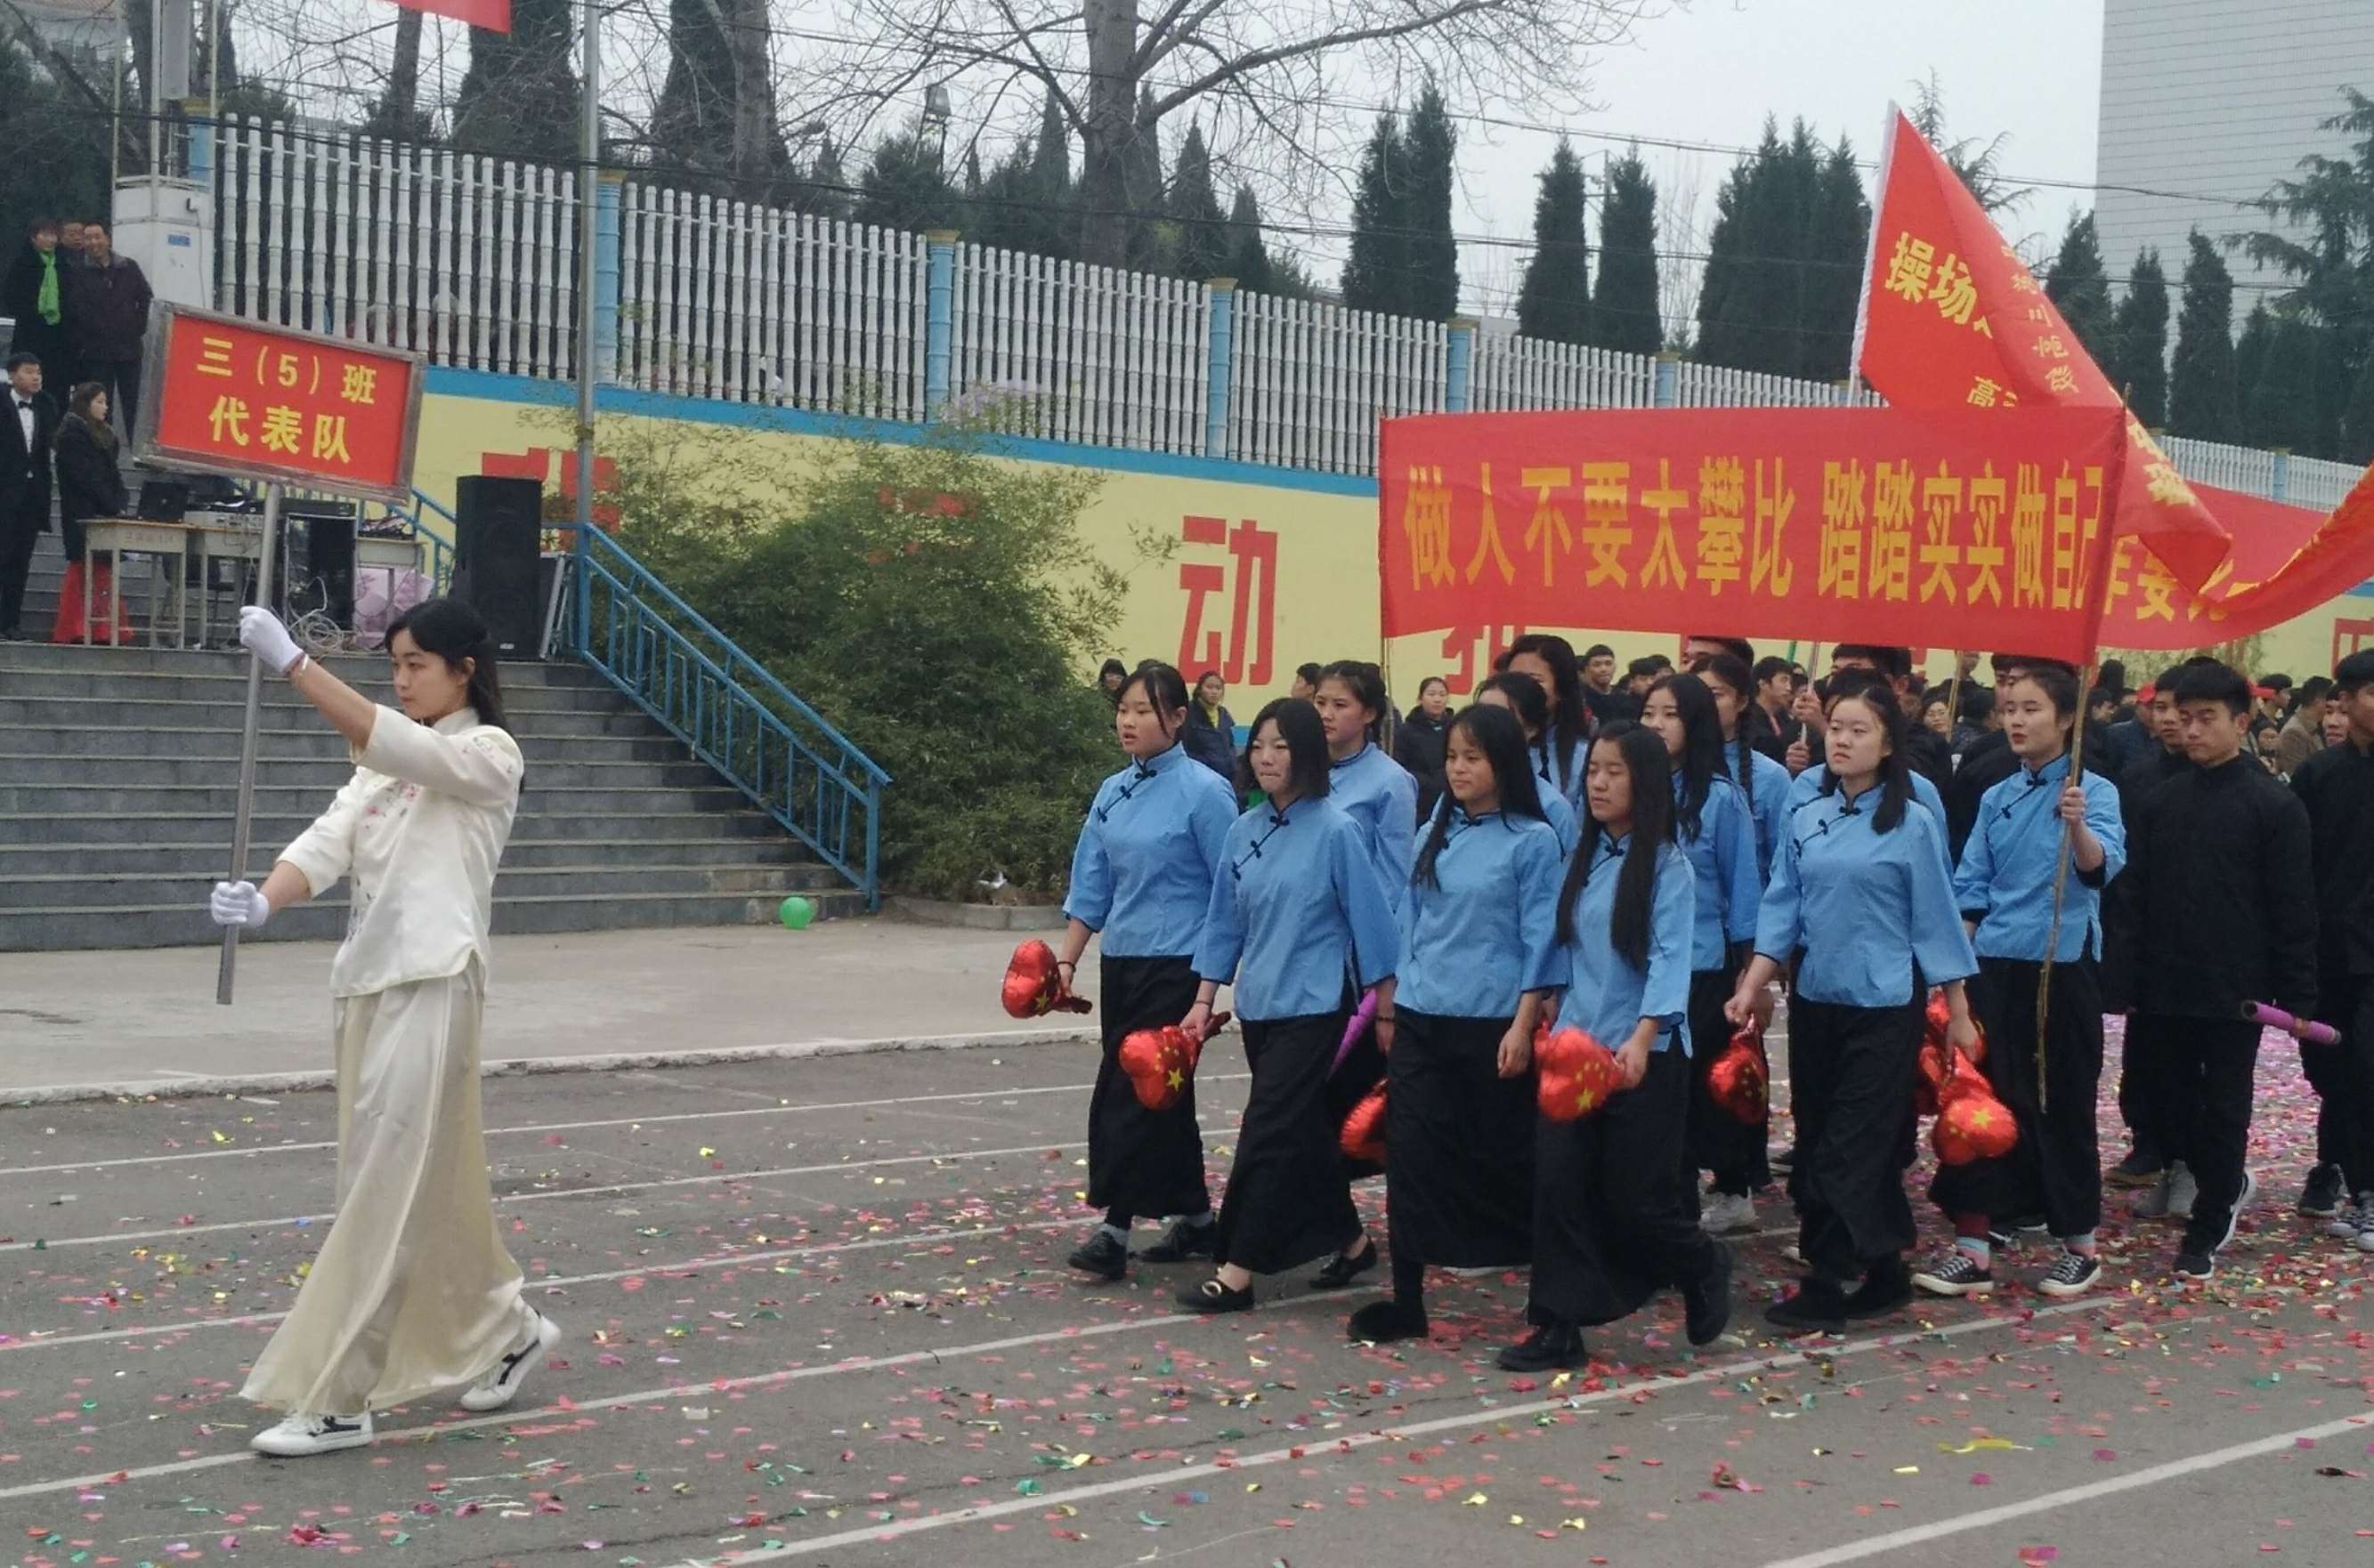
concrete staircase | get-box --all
[2,532,863,951]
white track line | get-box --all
[0,1074,1254,1179]
[0,1273,1389,1505]
[667,1296,2136,1564]
[0,1140,1085,1253]
[1755,1413,2374,1568]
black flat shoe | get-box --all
[1497,1321,1585,1371]
[1842,1257,1913,1319]
[1179,1275,1255,1313]
[1763,1276,1850,1335]
[1066,1230,1129,1281]
[1684,1239,1733,1346]
[1135,1218,1219,1264]
[1310,1242,1379,1290]
[1347,1299,1429,1343]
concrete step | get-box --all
[1,723,697,764]
[0,886,870,951]
[0,643,601,685]
[0,808,790,845]
[0,694,666,736]
[0,781,752,814]
[0,668,623,707]
[0,835,807,877]
[0,752,728,790]
[0,859,839,910]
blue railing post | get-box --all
[1654,352,1681,408]
[2272,449,2292,505]
[1204,277,1236,457]
[595,171,625,386]
[1446,318,1478,413]
[925,230,959,416]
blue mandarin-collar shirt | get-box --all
[1741,748,1795,882]
[1535,723,1589,814]
[1327,741,1421,916]
[1195,796,1401,1022]
[1954,753,2127,963]
[1788,764,1951,875]
[1397,809,1566,1018]
[1540,786,1579,855]
[1756,781,1977,1006]
[1063,742,1239,958]
[1674,772,1762,968]
[1554,836,1697,1055]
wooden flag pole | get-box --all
[216,483,285,1006]
[2031,660,2095,1112]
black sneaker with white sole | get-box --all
[2297,1162,2346,1217]
[2037,1251,2101,1297]
[1912,1249,1994,1297]
[2171,1249,2214,1284]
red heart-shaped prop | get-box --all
[1931,1051,2018,1164]
[1534,1022,1623,1122]
[1706,1025,1769,1125]
[1001,940,1092,1018]
[1340,1083,1388,1162]
[1119,1024,1201,1111]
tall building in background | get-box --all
[2095,0,2374,300]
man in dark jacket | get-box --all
[2102,675,2194,1186]
[0,351,57,640]
[2289,650,2374,1230]
[64,220,151,435]
[2116,662,2318,1283]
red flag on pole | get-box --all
[381,0,512,32]
[1854,107,2232,594]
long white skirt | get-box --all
[241,959,528,1415]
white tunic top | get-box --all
[279,705,524,998]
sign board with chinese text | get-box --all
[134,303,425,504]
[1380,404,2131,668]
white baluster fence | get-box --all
[206,123,2362,516]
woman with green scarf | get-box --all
[4,219,76,393]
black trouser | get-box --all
[2115,1023,2160,1162]
[1789,996,1924,1280]
[0,506,36,631]
[1529,1047,1715,1327]
[2139,1014,2262,1255]
[2308,973,2374,1194]
[1686,962,1769,1197]
[1929,958,2104,1239]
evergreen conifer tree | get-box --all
[2043,212,2117,368]
[1171,123,1230,281]
[1592,150,1662,353]
[1402,83,1461,320]
[1516,140,1591,344]
[1341,113,1406,313]
[2111,246,2170,427]
[2167,231,2241,442]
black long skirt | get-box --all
[1384,1011,1535,1268]
[1085,955,1211,1219]
[1789,996,1924,1279]
[1214,1011,1361,1274]
[1529,1047,1716,1327]
[1684,962,1770,1196]
[1929,956,2104,1238]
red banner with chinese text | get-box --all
[1855,108,2231,593]
[141,306,424,502]
[1380,405,2130,667]
[2103,476,2374,648]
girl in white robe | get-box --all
[210,596,557,1457]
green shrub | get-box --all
[594,416,1130,902]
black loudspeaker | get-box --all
[453,475,544,657]
[299,514,356,626]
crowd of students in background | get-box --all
[1065,630,2373,1365]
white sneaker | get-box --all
[250,1411,374,1456]
[1700,1191,1757,1233]
[2357,1213,2374,1254]
[459,1311,561,1412]
[2325,1193,2369,1240]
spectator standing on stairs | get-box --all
[48,381,129,645]
[207,596,560,1457]
[0,352,57,642]
[4,218,76,394]
[62,221,150,436]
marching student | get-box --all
[1916,666,2126,1299]
[1314,660,1420,910]
[1057,663,1241,1282]
[1506,722,1730,1370]
[1698,653,1795,881]
[207,600,555,1456]
[1179,699,1399,1312]
[2104,671,2196,1192]
[1641,674,1765,1233]
[2112,662,2317,1283]
[1476,671,1580,851]
[1787,668,1952,842]
[1729,682,1979,1332]
[2293,650,2374,1247]
[1495,634,1592,812]
[1348,704,1563,1344]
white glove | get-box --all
[237,606,304,675]
[210,880,271,928]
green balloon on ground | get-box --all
[778,896,816,930]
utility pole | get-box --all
[574,0,599,597]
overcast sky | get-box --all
[1448,0,2108,316]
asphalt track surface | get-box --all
[4,1034,2370,1568]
